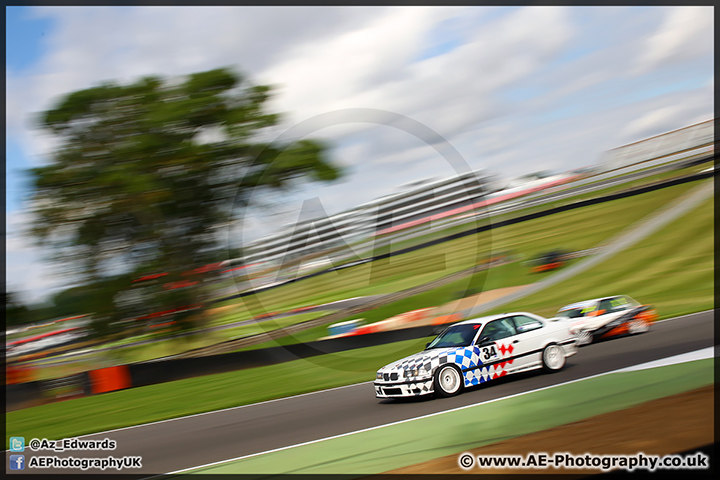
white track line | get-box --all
[158,345,715,477]
[655,309,714,323]
[615,346,714,372]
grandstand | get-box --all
[600,119,713,171]
[242,169,493,267]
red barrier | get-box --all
[89,365,131,394]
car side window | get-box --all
[606,296,630,313]
[478,318,516,343]
[512,315,543,334]
[598,298,618,314]
[598,298,612,313]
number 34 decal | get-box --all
[481,345,498,361]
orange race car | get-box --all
[552,295,658,345]
[529,250,570,273]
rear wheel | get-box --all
[542,343,566,372]
[434,365,463,397]
[628,318,650,334]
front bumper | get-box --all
[563,337,579,356]
[374,378,434,398]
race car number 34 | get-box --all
[481,345,498,361]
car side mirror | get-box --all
[476,335,492,346]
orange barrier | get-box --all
[89,365,131,394]
[6,365,36,385]
[350,323,382,336]
[398,308,432,324]
[431,314,461,325]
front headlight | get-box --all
[404,369,418,378]
[404,367,428,378]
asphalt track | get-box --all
[9,310,713,476]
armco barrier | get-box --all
[8,325,434,409]
[6,373,92,412]
[6,382,45,411]
[127,324,438,388]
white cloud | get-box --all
[618,85,713,144]
[634,6,713,75]
[259,8,445,122]
[623,106,680,139]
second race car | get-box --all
[554,295,658,345]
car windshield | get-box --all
[426,323,481,349]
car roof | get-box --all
[453,312,539,326]
[558,295,628,311]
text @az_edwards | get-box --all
[28,437,117,452]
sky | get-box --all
[5,6,714,304]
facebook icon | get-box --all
[9,454,25,470]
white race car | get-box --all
[554,295,658,345]
[374,312,578,399]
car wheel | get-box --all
[542,343,566,372]
[434,364,463,397]
[628,318,650,334]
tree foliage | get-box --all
[29,67,341,334]
[5,292,32,327]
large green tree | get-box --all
[29,67,341,335]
